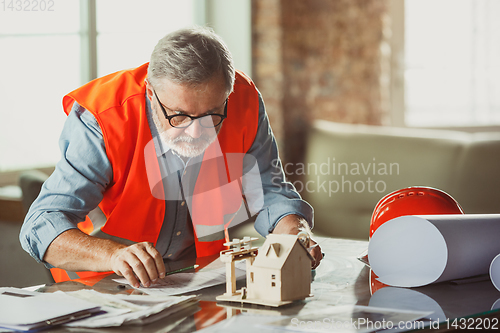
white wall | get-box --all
[203,0,252,76]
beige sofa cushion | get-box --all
[303,120,500,240]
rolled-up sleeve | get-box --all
[245,92,314,236]
[19,103,112,267]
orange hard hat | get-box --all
[370,186,464,238]
[369,270,389,295]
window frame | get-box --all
[388,0,500,132]
[0,0,251,176]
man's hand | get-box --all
[44,229,166,288]
[307,238,323,270]
[272,214,323,269]
[110,242,166,288]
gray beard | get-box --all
[151,107,218,158]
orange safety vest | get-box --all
[50,63,259,282]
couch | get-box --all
[302,120,500,240]
[16,121,500,246]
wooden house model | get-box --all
[217,234,313,307]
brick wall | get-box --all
[252,0,391,175]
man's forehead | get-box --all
[152,80,227,115]
[154,72,226,93]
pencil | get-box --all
[165,264,199,276]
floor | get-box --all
[0,219,53,288]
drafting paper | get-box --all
[0,288,99,331]
[369,214,500,288]
[114,260,246,296]
[63,290,197,328]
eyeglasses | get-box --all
[153,89,228,129]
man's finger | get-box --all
[117,262,140,289]
[134,249,160,285]
[110,243,165,288]
[144,243,166,279]
[126,252,152,287]
[310,245,323,269]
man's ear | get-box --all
[145,79,154,101]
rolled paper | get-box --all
[491,298,500,311]
[368,214,500,288]
[490,253,500,292]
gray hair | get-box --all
[148,26,235,95]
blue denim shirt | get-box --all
[20,91,313,267]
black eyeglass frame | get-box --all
[153,89,228,129]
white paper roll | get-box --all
[369,214,500,288]
[368,216,448,287]
[490,253,500,292]
[491,298,500,311]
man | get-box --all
[20,27,322,288]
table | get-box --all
[34,237,500,332]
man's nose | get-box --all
[184,119,202,138]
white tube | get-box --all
[369,214,500,287]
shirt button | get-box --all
[181,201,185,206]
[176,231,181,236]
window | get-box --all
[0,2,81,171]
[96,1,195,77]
[392,0,500,127]
[0,0,251,172]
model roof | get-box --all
[251,234,313,269]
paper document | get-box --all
[63,290,197,328]
[114,260,246,296]
[0,287,100,332]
